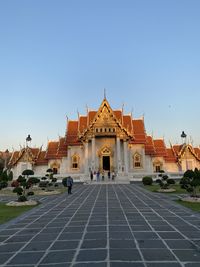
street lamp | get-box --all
[181,131,188,170]
[181,131,187,144]
[26,134,32,147]
[4,149,9,170]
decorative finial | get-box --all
[104,88,106,99]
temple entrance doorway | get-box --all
[103,156,110,171]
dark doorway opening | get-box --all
[103,156,110,171]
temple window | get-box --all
[72,154,79,169]
[133,153,142,168]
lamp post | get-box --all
[26,134,32,147]
[181,131,187,144]
[25,135,32,170]
[181,131,188,170]
[4,149,9,170]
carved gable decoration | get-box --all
[79,98,132,140]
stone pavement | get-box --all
[0,184,200,267]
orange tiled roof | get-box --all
[57,137,68,157]
[153,139,167,157]
[131,119,146,144]
[79,116,87,134]
[66,121,81,146]
[113,110,122,123]
[145,136,155,155]
[45,141,60,159]
[165,148,177,163]
[88,111,97,124]
[35,151,48,165]
[123,115,133,134]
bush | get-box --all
[27,191,34,196]
[142,176,153,185]
[0,181,8,189]
[13,187,23,195]
[39,181,49,188]
[155,179,162,184]
[28,177,40,185]
[62,177,68,187]
[18,195,27,202]
[167,178,175,185]
[11,180,19,187]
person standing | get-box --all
[67,176,73,194]
[90,170,93,181]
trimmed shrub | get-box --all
[155,179,162,184]
[142,176,153,185]
[62,177,68,187]
[27,191,34,196]
[167,178,175,185]
[18,195,27,202]
[39,181,49,188]
[11,180,19,187]
[13,187,23,195]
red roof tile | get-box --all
[145,136,155,155]
[131,119,146,144]
[165,148,177,163]
[153,139,167,157]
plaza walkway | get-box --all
[0,184,200,267]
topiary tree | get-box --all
[180,168,200,197]
[142,176,153,185]
[13,169,35,202]
[157,173,175,190]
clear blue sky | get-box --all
[0,0,200,151]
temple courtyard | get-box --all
[0,183,200,267]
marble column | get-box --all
[84,141,89,174]
[117,137,121,172]
[123,140,128,174]
[92,137,96,171]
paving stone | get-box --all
[58,232,84,240]
[76,249,107,261]
[50,240,79,250]
[141,248,176,261]
[74,263,107,267]
[165,239,197,249]
[81,239,107,249]
[85,232,107,240]
[137,239,167,248]
[8,251,44,265]
[86,226,107,232]
[0,242,25,252]
[109,231,133,239]
[22,241,52,251]
[110,248,141,261]
[173,249,200,261]
[146,263,182,267]
[157,231,184,239]
[133,231,159,240]
[110,239,136,248]
[6,234,35,243]
[110,263,145,267]
[0,253,14,264]
[40,250,76,264]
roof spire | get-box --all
[104,88,106,99]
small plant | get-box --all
[157,173,175,190]
[180,168,200,197]
[142,176,153,185]
[12,169,35,202]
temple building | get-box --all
[9,97,200,181]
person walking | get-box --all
[67,176,73,194]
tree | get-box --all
[13,169,35,202]
[180,168,200,197]
[156,173,175,190]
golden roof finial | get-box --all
[104,88,106,99]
